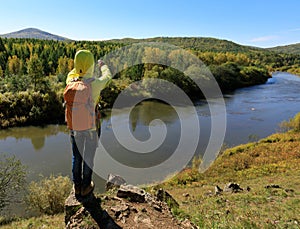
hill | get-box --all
[0,28,70,41]
[2,28,300,55]
[108,36,263,53]
[267,42,300,55]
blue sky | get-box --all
[1,0,300,48]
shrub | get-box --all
[293,112,300,131]
[26,175,72,215]
[191,155,202,171]
[0,154,26,212]
[279,112,300,132]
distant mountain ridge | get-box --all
[267,43,300,55]
[1,28,300,54]
[0,28,70,41]
[109,36,270,53]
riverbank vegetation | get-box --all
[0,37,299,128]
[0,112,299,228]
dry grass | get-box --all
[162,130,300,228]
[0,214,65,229]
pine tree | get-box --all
[0,37,8,71]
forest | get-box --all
[0,37,299,128]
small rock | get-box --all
[134,213,153,227]
[120,216,126,224]
[130,206,138,213]
[204,190,214,196]
[182,193,190,197]
[214,185,223,195]
[156,188,179,208]
[181,218,199,229]
[265,184,281,189]
[106,174,127,191]
[111,204,130,219]
[224,182,243,193]
[102,195,109,201]
[152,204,162,212]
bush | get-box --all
[26,175,72,215]
[279,112,300,132]
[0,154,26,212]
[293,112,300,131]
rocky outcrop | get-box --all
[117,184,150,203]
[106,174,127,191]
[65,190,121,229]
[65,184,198,228]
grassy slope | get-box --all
[1,131,300,228]
[163,131,300,228]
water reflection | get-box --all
[129,101,178,132]
[0,125,67,150]
[100,101,187,168]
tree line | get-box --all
[0,37,299,128]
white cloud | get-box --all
[250,35,279,42]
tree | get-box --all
[0,154,26,211]
[7,55,22,75]
[57,56,69,76]
[0,37,8,71]
[0,66,3,78]
[27,53,44,91]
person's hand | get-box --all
[97,59,105,68]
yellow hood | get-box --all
[66,50,95,84]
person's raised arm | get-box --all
[95,59,112,91]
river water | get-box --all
[0,72,299,197]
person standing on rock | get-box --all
[64,50,112,196]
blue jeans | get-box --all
[70,130,98,187]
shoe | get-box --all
[81,181,95,196]
[74,184,81,195]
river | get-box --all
[0,72,299,198]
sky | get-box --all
[0,0,300,48]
